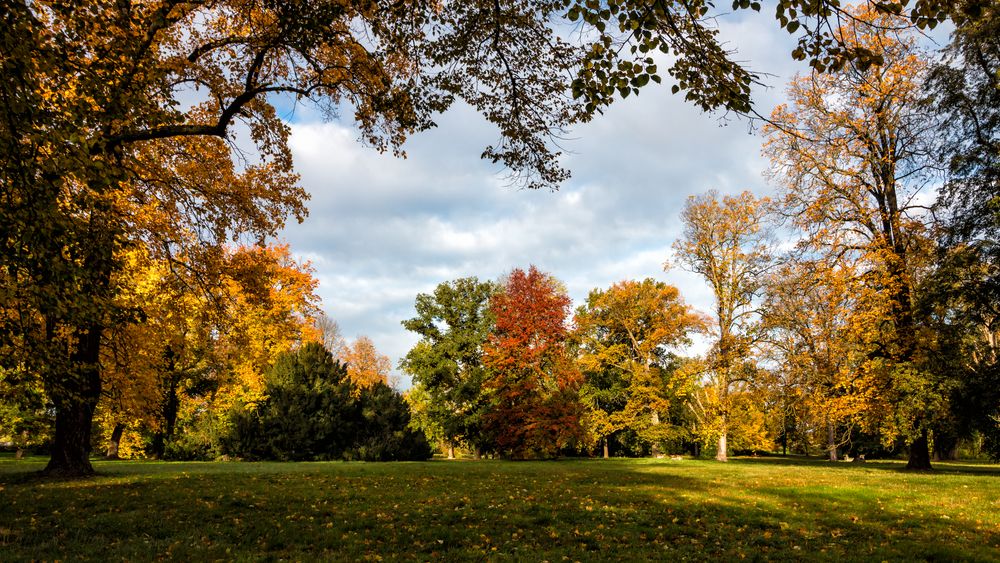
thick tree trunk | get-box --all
[906,430,932,470]
[602,438,609,459]
[44,326,102,477]
[106,423,125,459]
[447,442,455,460]
[932,432,959,461]
[716,432,728,462]
[827,421,838,462]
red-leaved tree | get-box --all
[482,266,585,458]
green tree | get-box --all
[401,277,497,457]
[925,1,1000,458]
[224,342,430,461]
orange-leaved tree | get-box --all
[482,266,585,458]
[96,242,321,459]
[763,5,942,469]
[760,258,860,460]
[575,278,706,457]
[340,336,393,394]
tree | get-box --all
[925,1,1000,458]
[761,259,859,460]
[400,277,497,458]
[482,266,585,458]
[671,190,771,461]
[764,5,941,469]
[224,342,430,461]
[575,278,705,457]
[340,336,393,393]
[314,313,347,359]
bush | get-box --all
[223,343,431,461]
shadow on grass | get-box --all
[726,455,1000,476]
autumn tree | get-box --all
[575,278,705,457]
[482,266,585,458]
[671,190,771,461]
[400,277,497,458]
[761,259,859,460]
[90,243,321,460]
[340,336,393,393]
[764,5,942,469]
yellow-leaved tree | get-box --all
[575,278,706,457]
[763,5,942,469]
[671,190,772,461]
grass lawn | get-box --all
[1,455,997,561]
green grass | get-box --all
[1,455,997,561]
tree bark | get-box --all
[447,442,455,460]
[906,430,932,470]
[650,411,662,457]
[827,420,838,462]
[716,432,728,462]
[44,325,102,477]
[106,422,125,459]
[602,438,609,459]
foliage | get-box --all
[340,336,393,393]
[482,266,585,458]
[760,259,859,459]
[575,278,705,453]
[671,189,771,461]
[400,277,497,454]
[0,368,51,455]
[224,343,429,462]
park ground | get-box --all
[0,455,997,561]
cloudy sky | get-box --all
[276,12,829,387]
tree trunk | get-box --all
[602,438,609,459]
[447,442,455,460]
[716,432,728,462]
[44,325,102,477]
[650,410,662,457]
[106,423,125,459]
[15,447,25,460]
[827,420,838,462]
[906,430,932,470]
[151,354,182,459]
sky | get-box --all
[276,12,828,387]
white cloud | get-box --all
[279,11,821,386]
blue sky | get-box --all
[275,10,930,387]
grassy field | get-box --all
[1,455,997,561]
